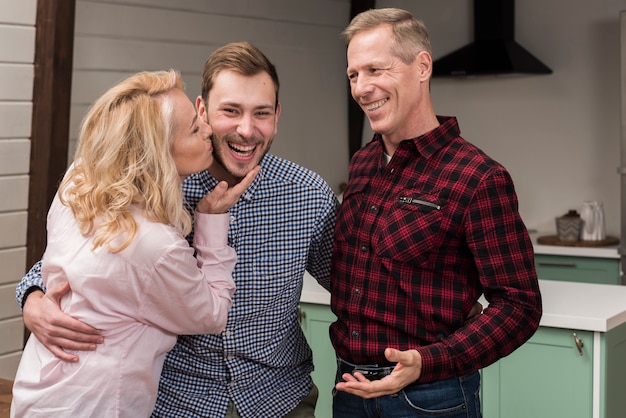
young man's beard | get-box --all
[211,133,272,181]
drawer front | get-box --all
[534,255,620,285]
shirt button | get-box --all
[227,355,234,361]
[224,330,232,337]
[351,330,359,337]
[370,205,378,212]
[360,246,367,253]
[354,288,360,294]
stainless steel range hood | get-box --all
[432,0,552,77]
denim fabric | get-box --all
[332,369,481,418]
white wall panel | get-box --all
[69,0,350,190]
[72,37,211,74]
[0,25,35,63]
[75,2,345,47]
[0,212,27,249]
[85,0,349,27]
[0,318,23,354]
[0,352,21,380]
[0,139,30,175]
[0,0,36,25]
[0,103,32,139]
[0,0,36,379]
[0,247,27,286]
[0,176,28,212]
[0,283,21,318]
[0,64,34,101]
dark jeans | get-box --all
[332,369,481,418]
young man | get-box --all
[16,42,339,418]
[330,9,542,418]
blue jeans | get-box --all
[332,369,482,418]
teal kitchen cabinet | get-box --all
[482,323,626,418]
[482,327,593,417]
[300,277,626,418]
[534,254,620,285]
[482,280,626,418]
[299,302,336,418]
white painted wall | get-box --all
[69,0,351,193]
[0,0,36,379]
[374,0,626,237]
[74,0,626,236]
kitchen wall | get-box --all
[68,0,351,194]
[0,0,352,379]
[0,0,35,379]
[375,0,626,236]
[2,0,626,378]
[52,0,626,237]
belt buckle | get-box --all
[352,368,385,380]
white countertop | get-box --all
[301,271,330,305]
[531,280,626,332]
[301,274,626,333]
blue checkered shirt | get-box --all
[18,154,338,417]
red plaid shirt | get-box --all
[330,116,542,383]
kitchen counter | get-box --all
[530,231,620,259]
[301,231,625,331]
[301,275,626,332]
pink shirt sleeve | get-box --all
[139,212,236,335]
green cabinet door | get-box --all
[299,303,337,418]
[482,327,593,418]
[534,255,620,285]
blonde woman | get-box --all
[11,70,258,417]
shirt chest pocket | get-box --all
[373,194,444,266]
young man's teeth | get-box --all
[230,143,255,154]
[366,99,387,111]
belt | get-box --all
[337,358,394,381]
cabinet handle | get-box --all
[537,261,576,267]
[297,305,306,324]
[573,333,584,356]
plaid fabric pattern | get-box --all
[17,153,338,418]
[330,116,542,384]
[153,154,338,417]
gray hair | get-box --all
[341,8,432,64]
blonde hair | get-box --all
[59,70,192,253]
[341,8,432,65]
